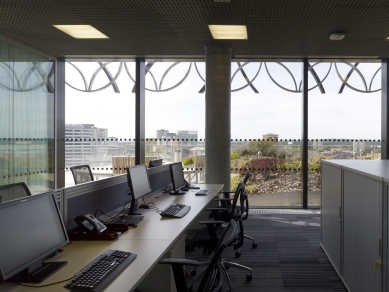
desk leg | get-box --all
[136,234,186,292]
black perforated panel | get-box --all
[1,0,389,58]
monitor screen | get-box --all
[170,162,186,192]
[148,159,163,168]
[0,192,69,282]
[127,164,152,199]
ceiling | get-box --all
[1,0,389,59]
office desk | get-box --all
[0,184,223,292]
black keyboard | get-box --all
[64,250,136,292]
[160,203,191,218]
[110,215,144,226]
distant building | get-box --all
[313,140,324,150]
[65,124,108,167]
[262,133,279,141]
[353,140,366,153]
[156,129,169,139]
[158,130,198,158]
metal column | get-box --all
[56,58,65,189]
[302,59,308,209]
[135,58,145,165]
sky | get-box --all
[65,61,381,140]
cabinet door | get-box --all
[343,171,382,292]
[321,163,342,273]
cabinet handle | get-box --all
[375,259,382,270]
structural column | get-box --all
[382,59,389,159]
[135,58,146,165]
[205,46,232,190]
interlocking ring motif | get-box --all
[0,61,54,93]
[66,62,123,93]
[125,62,192,92]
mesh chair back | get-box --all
[243,171,252,184]
[70,165,94,185]
[0,182,31,203]
[231,182,245,218]
[198,220,238,292]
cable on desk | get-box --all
[14,276,74,287]
[140,197,162,214]
[95,201,132,224]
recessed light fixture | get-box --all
[208,25,248,39]
[53,25,108,39]
[329,32,345,40]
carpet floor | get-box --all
[184,212,346,292]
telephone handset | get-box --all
[74,214,107,234]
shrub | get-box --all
[231,152,240,159]
[182,157,194,166]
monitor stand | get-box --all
[8,260,67,283]
[170,189,186,195]
[127,198,148,215]
[128,207,148,215]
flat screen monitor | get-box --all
[127,164,152,215]
[169,162,187,195]
[148,159,163,168]
[0,192,69,283]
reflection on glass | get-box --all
[0,39,55,195]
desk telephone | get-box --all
[74,214,107,234]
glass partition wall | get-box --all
[0,39,55,195]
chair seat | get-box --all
[191,226,226,250]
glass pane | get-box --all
[231,62,303,207]
[0,39,55,195]
[65,62,136,186]
[308,60,381,207]
[145,62,205,182]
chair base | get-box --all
[244,234,257,248]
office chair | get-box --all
[189,185,252,291]
[160,220,240,292]
[70,165,94,185]
[214,172,257,249]
[0,182,31,203]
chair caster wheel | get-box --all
[252,242,258,248]
[190,269,196,276]
[246,274,252,281]
[235,251,241,257]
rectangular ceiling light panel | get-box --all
[208,25,247,39]
[53,25,108,39]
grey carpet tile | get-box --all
[184,213,347,292]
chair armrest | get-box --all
[159,258,200,266]
[199,220,225,225]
